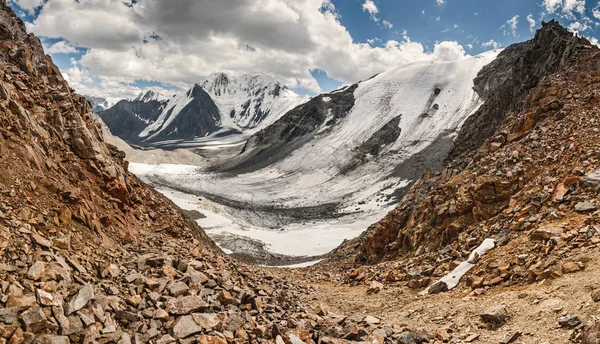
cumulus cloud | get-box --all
[382,20,393,29]
[501,15,519,37]
[436,0,446,6]
[27,0,470,99]
[45,40,78,54]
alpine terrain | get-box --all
[5,0,600,342]
[98,73,306,146]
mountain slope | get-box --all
[0,2,394,342]
[330,20,594,266]
[202,50,499,210]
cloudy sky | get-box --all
[7,0,600,100]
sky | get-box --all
[6,0,600,101]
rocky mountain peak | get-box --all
[132,90,163,103]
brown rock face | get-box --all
[0,3,398,342]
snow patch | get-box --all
[420,238,496,295]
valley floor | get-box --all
[278,252,600,344]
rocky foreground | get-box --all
[0,1,416,343]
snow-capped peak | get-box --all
[199,72,308,131]
[133,90,165,103]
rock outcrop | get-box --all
[0,2,395,342]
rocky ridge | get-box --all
[0,1,402,343]
[310,20,600,341]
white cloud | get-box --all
[543,0,563,13]
[482,39,502,49]
[362,0,379,22]
[594,5,600,20]
[436,0,446,6]
[382,20,393,29]
[563,0,585,17]
[465,43,473,50]
[366,38,381,45]
[28,0,470,99]
[435,16,441,21]
[431,41,466,61]
[45,40,78,54]
[568,20,590,32]
[9,0,43,13]
[501,15,519,37]
[543,0,586,18]
[527,14,536,32]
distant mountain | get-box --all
[98,73,307,145]
[85,95,110,113]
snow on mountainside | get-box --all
[85,95,111,113]
[134,50,501,257]
[98,73,306,146]
[200,73,308,131]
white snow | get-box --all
[127,165,379,258]
[200,73,308,132]
[138,92,194,139]
[420,238,496,295]
[275,260,323,268]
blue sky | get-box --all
[7,0,599,99]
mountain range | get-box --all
[98,73,307,145]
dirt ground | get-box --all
[276,252,600,343]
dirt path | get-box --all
[278,253,600,343]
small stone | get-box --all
[155,309,169,320]
[33,335,69,344]
[125,294,142,307]
[500,331,521,344]
[558,315,581,329]
[367,281,384,294]
[428,281,448,294]
[198,335,227,344]
[77,308,96,327]
[575,201,597,212]
[168,282,189,297]
[562,262,582,274]
[156,334,176,344]
[591,290,600,302]
[27,261,46,281]
[363,315,380,325]
[192,313,220,329]
[173,315,203,338]
[465,333,480,342]
[434,328,451,341]
[217,290,235,305]
[37,289,61,307]
[165,295,209,315]
[21,306,48,333]
[32,234,52,248]
[66,284,94,315]
[162,265,177,278]
[481,305,509,324]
